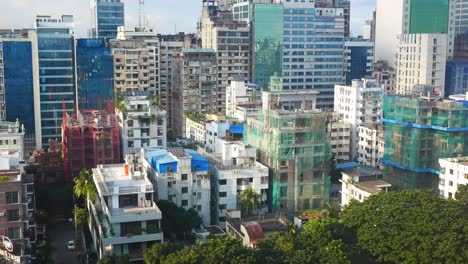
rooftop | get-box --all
[354,180,392,195]
[440,156,468,166]
[93,164,153,196]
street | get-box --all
[48,221,80,264]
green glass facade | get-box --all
[409,0,449,33]
[251,4,283,89]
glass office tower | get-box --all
[76,38,114,110]
[36,15,75,147]
[409,0,449,34]
[91,0,125,39]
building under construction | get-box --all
[62,109,120,181]
[381,86,468,190]
[244,90,332,214]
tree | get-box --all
[35,209,49,224]
[97,254,129,264]
[74,206,88,225]
[455,184,468,205]
[73,169,97,203]
[341,189,468,264]
[144,241,183,264]
[163,238,254,264]
[156,200,202,241]
[238,188,260,216]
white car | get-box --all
[67,240,75,250]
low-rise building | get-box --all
[143,148,211,226]
[87,155,163,261]
[116,91,167,156]
[340,166,390,206]
[0,120,25,160]
[357,125,384,169]
[439,157,468,199]
[226,75,262,122]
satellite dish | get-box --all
[2,236,13,252]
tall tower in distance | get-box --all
[91,0,125,39]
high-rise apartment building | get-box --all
[316,0,350,38]
[35,15,75,148]
[382,87,468,190]
[396,34,447,95]
[334,78,383,160]
[91,0,125,39]
[448,0,468,60]
[244,90,332,213]
[357,124,384,169]
[201,2,250,112]
[375,0,449,66]
[76,38,114,110]
[326,112,351,162]
[0,29,41,152]
[171,49,218,138]
[344,39,374,85]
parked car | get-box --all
[67,240,75,250]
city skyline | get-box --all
[0,0,374,37]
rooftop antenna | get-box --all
[138,0,145,29]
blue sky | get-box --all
[0,0,375,37]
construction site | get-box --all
[244,90,332,215]
[382,88,468,190]
[62,107,121,181]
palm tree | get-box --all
[238,188,260,216]
[74,169,97,203]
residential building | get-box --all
[90,0,125,39]
[171,49,218,138]
[27,139,64,183]
[0,29,41,152]
[334,78,383,160]
[375,0,449,66]
[326,112,351,162]
[197,125,268,227]
[0,169,36,262]
[382,87,468,190]
[62,109,121,181]
[396,34,447,96]
[0,121,25,161]
[344,39,374,85]
[201,2,250,112]
[87,156,163,261]
[116,91,167,156]
[439,157,468,199]
[111,27,160,96]
[363,16,375,41]
[446,61,468,96]
[143,148,211,226]
[339,166,390,206]
[76,38,114,110]
[357,125,384,169]
[185,118,207,144]
[35,15,75,147]
[372,60,396,94]
[244,90,332,213]
[226,75,262,122]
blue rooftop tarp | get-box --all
[228,124,244,134]
[145,148,178,173]
[185,149,209,172]
[336,162,360,172]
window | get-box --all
[465,174,468,180]
[181,174,188,181]
[219,179,227,185]
[119,194,138,208]
[197,192,202,200]
[7,209,19,222]
[181,187,188,193]
[6,192,19,204]
[7,227,20,239]
[450,169,454,174]
[219,192,227,198]
[181,200,188,206]
[219,204,226,210]
[449,181,453,187]
[197,205,202,211]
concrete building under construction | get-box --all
[62,109,121,181]
[381,86,468,190]
[244,90,332,214]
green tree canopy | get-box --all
[73,169,97,203]
[156,200,202,241]
[341,189,468,264]
[455,184,468,206]
[97,254,129,264]
[239,188,260,216]
[144,241,183,264]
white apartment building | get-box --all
[334,78,383,160]
[143,147,211,226]
[396,34,447,96]
[226,75,262,122]
[357,125,384,169]
[185,114,230,147]
[197,139,268,228]
[340,166,391,206]
[116,91,167,156]
[439,157,468,200]
[327,112,351,162]
[88,155,163,261]
[0,120,25,160]
[185,118,207,144]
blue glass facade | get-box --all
[446,61,468,96]
[344,43,373,85]
[95,0,124,39]
[2,41,36,151]
[37,29,75,146]
[76,39,114,110]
